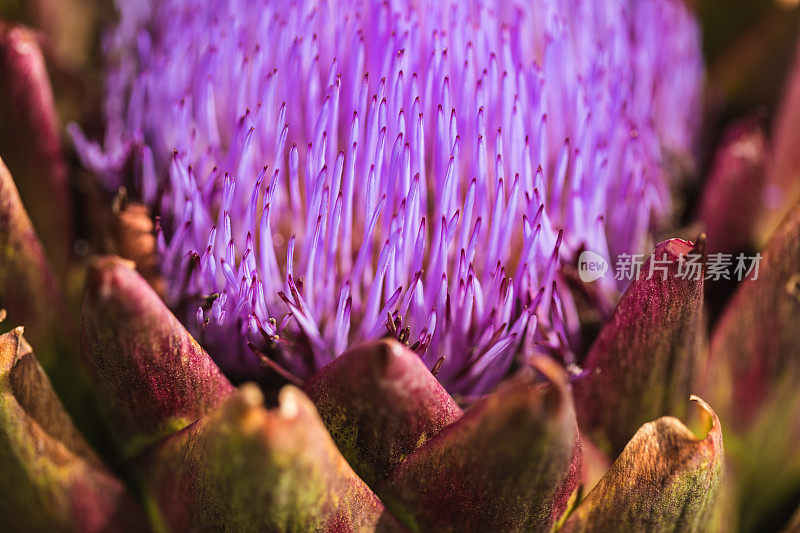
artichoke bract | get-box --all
[0,327,147,532]
[2,0,800,531]
[0,21,72,272]
[81,256,235,457]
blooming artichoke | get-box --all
[0,0,799,531]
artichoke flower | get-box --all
[2,0,800,531]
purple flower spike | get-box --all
[73,0,702,395]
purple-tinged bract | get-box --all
[72,0,702,394]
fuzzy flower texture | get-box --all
[73,0,702,395]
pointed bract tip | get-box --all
[689,394,713,418]
[658,237,694,260]
[692,233,707,258]
[277,385,305,419]
[88,254,137,275]
[240,382,265,408]
[529,354,568,386]
[688,395,722,442]
[86,255,137,298]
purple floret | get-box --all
[72,0,703,395]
